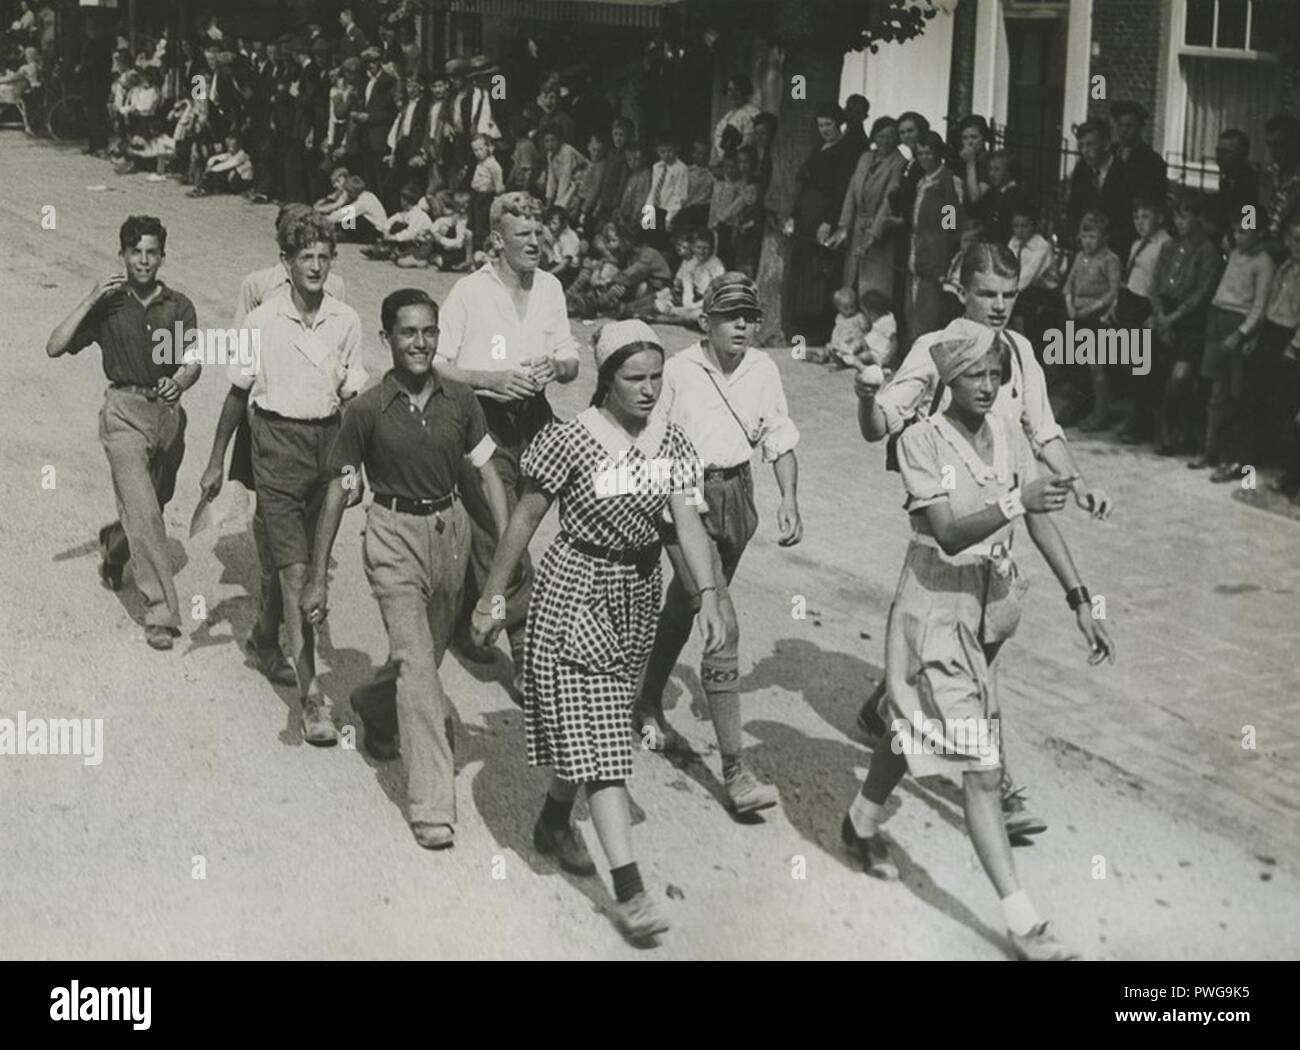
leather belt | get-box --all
[109,382,160,400]
[252,404,340,425]
[702,463,750,482]
[373,492,455,515]
[560,531,661,568]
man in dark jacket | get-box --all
[351,46,397,201]
[77,19,115,154]
[1067,118,1134,255]
[1111,100,1167,205]
[386,73,430,210]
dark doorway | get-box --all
[1003,13,1067,204]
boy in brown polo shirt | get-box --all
[303,289,508,850]
[46,215,202,651]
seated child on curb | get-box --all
[634,228,726,326]
[541,204,582,286]
[189,132,253,196]
[363,182,437,260]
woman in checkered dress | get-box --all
[472,320,725,943]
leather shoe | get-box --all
[301,699,338,747]
[145,625,174,651]
[614,892,670,942]
[411,822,455,850]
[533,815,597,875]
[1210,463,1242,484]
[246,637,297,686]
[839,815,898,879]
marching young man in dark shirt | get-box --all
[302,289,509,850]
[46,215,202,650]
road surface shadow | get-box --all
[738,637,1007,953]
[462,708,641,943]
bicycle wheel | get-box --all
[46,94,86,143]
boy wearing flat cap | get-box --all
[636,271,801,817]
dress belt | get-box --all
[911,532,1007,562]
[373,492,455,515]
[559,531,661,567]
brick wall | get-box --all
[1087,0,1165,127]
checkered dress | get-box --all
[520,412,700,783]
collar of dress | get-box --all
[578,406,666,461]
[931,414,1011,486]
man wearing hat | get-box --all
[636,271,801,817]
[350,45,397,200]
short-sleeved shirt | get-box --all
[876,328,1065,453]
[66,282,198,386]
[897,411,1037,551]
[229,291,367,420]
[521,408,700,550]
[329,370,495,501]
[651,342,800,469]
[435,262,580,401]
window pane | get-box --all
[1217,0,1248,48]
[1186,0,1215,46]
[1250,0,1283,52]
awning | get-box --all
[447,0,683,30]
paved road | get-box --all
[1,136,1297,959]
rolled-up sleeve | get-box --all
[759,360,799,462]
[875,340,935,436]
[434,283,467,367]
[1015,338,1064,450]
[338,312,369,399]
[227,316,260,390]
[544,278,580,363]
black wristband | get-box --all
[1066,585,1090,611]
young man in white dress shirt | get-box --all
[434,191,580,684]
[200,211,367,746]
[636,271,802,817]
[225,204,347,689]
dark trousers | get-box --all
[1225,320,1293,467]
[456,394,552,652]
[253,126,282,197]
[84,86,109,150]
[283,139,310,204]
[1201,306,1249,463]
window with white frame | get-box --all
[1176,0,1280,170]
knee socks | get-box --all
[702,652,744,765]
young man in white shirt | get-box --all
[637,271,802,817]
[228,205,348,688]
[434,192,580,684]
[200,212,367,746]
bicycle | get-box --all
[42,60,86,143]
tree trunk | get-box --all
[756,33,847,347]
